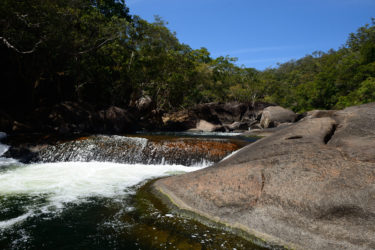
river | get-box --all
[0,132,268,249]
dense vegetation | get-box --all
[1,0,374,119]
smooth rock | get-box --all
[194,120,223,132]
[260,106,297,128]
[153,102,375,250]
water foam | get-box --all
[0,162,204,202]
[0,212,33,229]
[0,137,19,167]
[0,161,205,229]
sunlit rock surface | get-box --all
[153,102,375,250]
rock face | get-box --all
[260,106,297,128]
[153,103,375,250]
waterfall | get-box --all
[32,135,240,166]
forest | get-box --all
[1,0,375,121]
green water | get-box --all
[0,180,270,250]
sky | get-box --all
[126,0,375,70]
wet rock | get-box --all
[260,106,297,128]
[26,135,242,166]
[153,102,375,250]
[3,145,38,163]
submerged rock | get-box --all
[153,102,375,250]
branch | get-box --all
[14,12,40,28]
[0,36,43,54]
[78,35,119,55]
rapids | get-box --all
[0,132,265,249]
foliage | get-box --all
[0,1,374,118]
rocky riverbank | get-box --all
[152,102,375,250]
[1,101,284,135]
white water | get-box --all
[0,161,203,201]
[0,161,205,229]
[0,134,208,229]
[0,133,18,166]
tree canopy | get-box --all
[1,1,374,118]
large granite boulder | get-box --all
[190,119,225,132]
[153,102,375,250]
[260,106,297,128]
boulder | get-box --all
[98,106,136,133]
[162,110,197,131]
[303,109,337,120]
[226,121,249,131]
[162,102,273,131]
[192,102,272,125]
[260,106,297,128]
[153,103,375,250]
[135,95,152,112]
[193,119,223,132]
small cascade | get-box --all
[36,135,148,164]
[33,135,241,166]
[0,132,18,167]
[0,143,9,156]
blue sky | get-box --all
[126,0,375,70]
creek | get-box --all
[0,132,267,250]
